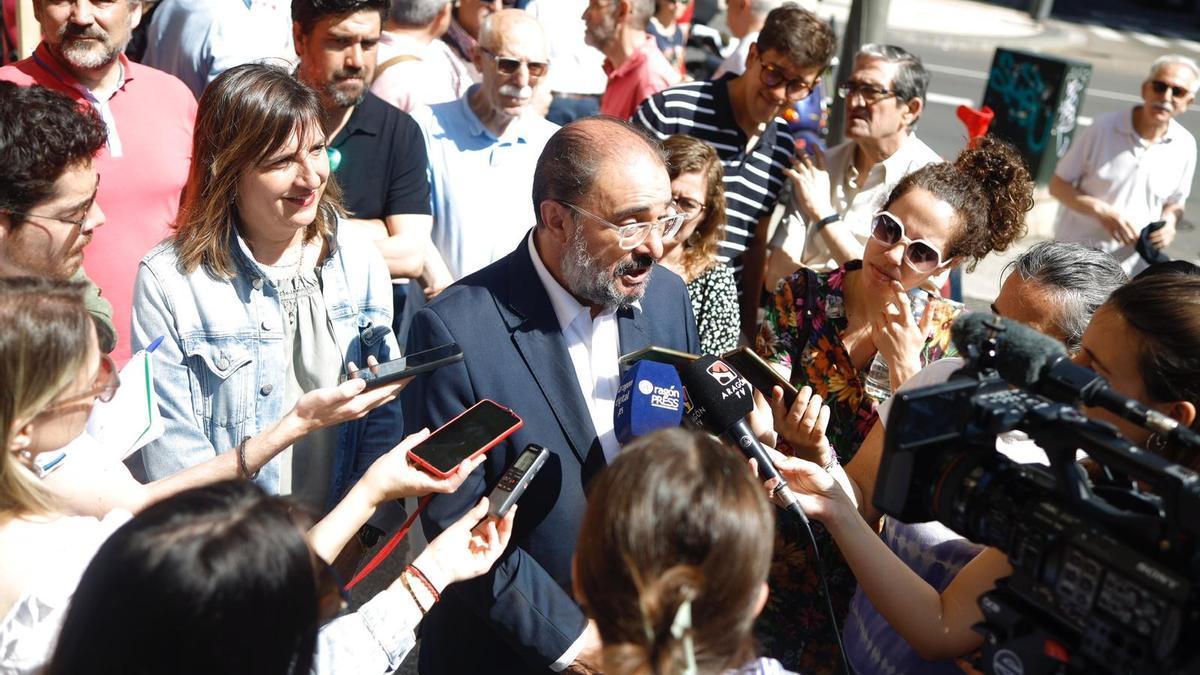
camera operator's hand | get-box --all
[870,281,930,389]
[768,385,833,466]
[412,497,516,590]
[359,429,484,505]
[773,454,856,524]
[287,358,408,436]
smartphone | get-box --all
[618,345,700,369]
[345,343,464,390]
[721,347,799,409]
[408,399,524,478]
[486,443,550,520]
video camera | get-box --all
[874,314,1200,675]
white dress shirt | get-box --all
[527,231,629,670]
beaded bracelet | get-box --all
[408,563,441,602]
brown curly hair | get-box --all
[884,136,1033,272]
[663,135,726,281]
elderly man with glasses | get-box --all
[636,4,836,337]
[769,43,943,288]
[1050,54,1198,274]
[402,116,699,675]
[413,8,559,281]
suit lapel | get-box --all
[500,241,599,469]
[617,302,651,358]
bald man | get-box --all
[412,9,560,280]
[403,116,699,674]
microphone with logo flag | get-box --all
[614,359,685,444]
[677,354,807,522]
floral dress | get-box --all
[752,261,961,674]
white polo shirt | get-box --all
[1054,107,1196,273]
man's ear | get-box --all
[901,96,924,129]
[292,21,306,59]
[616,0,631,23]
[538,200,572,244]
[1168,400,1197,432]
[752,581,769,618]
[129,0,144,31]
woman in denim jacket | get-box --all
[132,64,404,515]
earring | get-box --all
[1147,433,1168,455]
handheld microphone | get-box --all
[614,359,684,444]
[951,313,1200,451]
[677,355,808,522]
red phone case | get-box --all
[407,399,524,478]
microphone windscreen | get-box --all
[677,355,755,432]
[614,359,684,443]
[950,312,1067,388]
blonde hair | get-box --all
[0,278,93,515]
[173,63,342,278]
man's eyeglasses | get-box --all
[870,211,946,273]
[837,81,897,104]
[672,196,705,222]
[43,353,120,412]
[560,201,687,250]
[5,175,100,231]
[760,61,818,100]
[1150,80,1192,99]
[480,48,549,78]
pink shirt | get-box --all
[370,31,474,113]
[1,44,196,363]
[600,34,681,121]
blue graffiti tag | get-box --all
[989,52,1054,154]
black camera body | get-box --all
[876,365,1200,674]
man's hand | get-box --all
[566,621,604,674]
[785,147,835,224]
[1149,218,1178,249]
[1093,201,1138,246]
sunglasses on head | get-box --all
[1150,80,1191,99]
[870,211,946,273]
[481,48,549,77]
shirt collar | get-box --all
[458,84,534,143]
[527,231,592,331]
[335,96,377,143]
[32,42,132,96]
[1120,106,1178,145]
[604,35,654,79]
[879,133,925,181]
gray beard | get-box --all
[58,36,124,71]
[561,225,650,309]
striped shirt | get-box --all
[636,75,795,285]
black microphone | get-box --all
[677,355,808,521]
[951,313,1200,450]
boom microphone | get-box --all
[614,359,684,443]
[677,355,807,521]
[951,313,1200,450]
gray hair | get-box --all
[1149,54,1200,95]
[389,0,451,27]
[857,43,930,104]
[629,0,656,27]
[1005,241,1129,352]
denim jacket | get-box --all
[131,223,403,509]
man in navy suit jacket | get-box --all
[403,117,700,673]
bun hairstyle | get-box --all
[885,135,1034,272]
[575,429,775,675]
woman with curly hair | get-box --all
[752,136,1034,672]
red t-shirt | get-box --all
[1,44,196,363]
[600,35,681,121]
